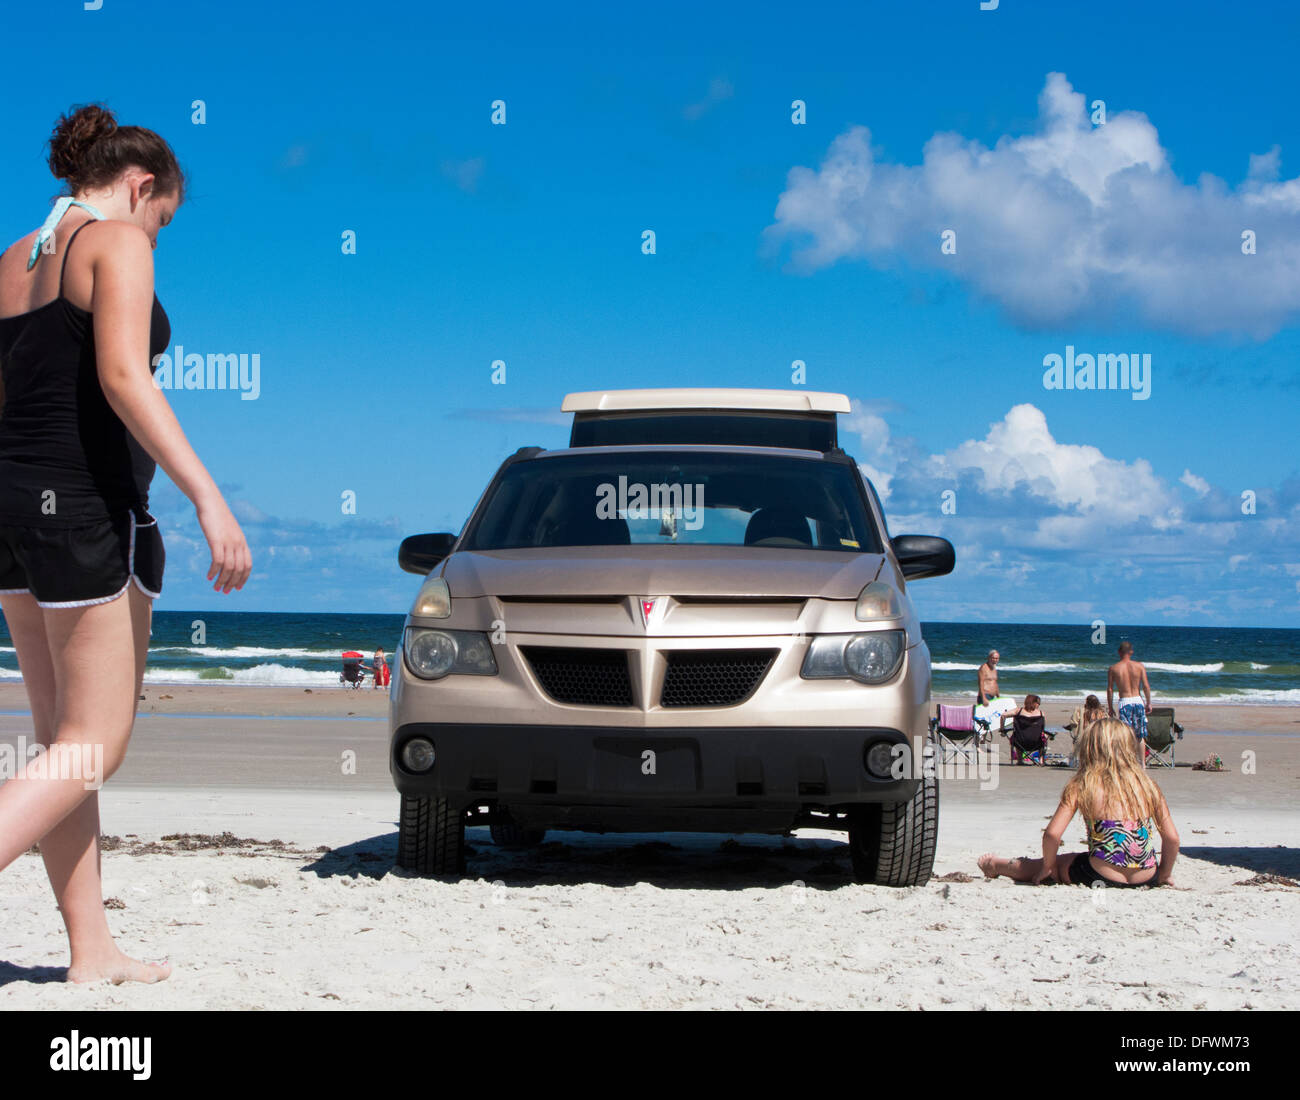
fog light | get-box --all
[864,740,896,779]
[401,737,436,773]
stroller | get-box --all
[339,650,369,690]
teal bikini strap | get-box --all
[27,197,106,271]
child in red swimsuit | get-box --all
[373,647,390,689]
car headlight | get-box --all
[855,580,901,621]
[801,630,906,685]
[404,627,498,680]
[412,576,451,618]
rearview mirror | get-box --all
[398,533,458,575]
[890,534,955,580]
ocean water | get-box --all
[0,612,1294,705]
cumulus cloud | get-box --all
[765,73,1300,338]
[843,400,899,500]
[843,399,1299,622]
[930,403,1180,528]
[1180,469,1211,496]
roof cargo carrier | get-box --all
[562,388,851,452]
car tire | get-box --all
[848,766,939,887]
[396,795,465,875]
[490,816,547,849]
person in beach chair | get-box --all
[978,717,1179,889]
[339,650,368,689]
[1000,694,1052,764]
[1143,707,1184,768]
[930,703,991,764]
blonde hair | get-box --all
[1063,717,1164,822]
[1081,696,1107,724]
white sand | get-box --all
[3,785,1297,1010]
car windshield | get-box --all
[463,450,882,552]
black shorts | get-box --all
[0,506,164,608]
[1068,852,1157,889]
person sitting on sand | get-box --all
[977,650,1000,705]
[978,717,1179,888]
[999,693,1048,764]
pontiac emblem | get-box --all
[638,597,663,629]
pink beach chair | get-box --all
[930,704,990,765]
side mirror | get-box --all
[399,533,458,575]
[890,534,955,580]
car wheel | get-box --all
[848,767,939,887]
[490,815,547,849]
[396,795,465,875]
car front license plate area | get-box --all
[591,737,701,794]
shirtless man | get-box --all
[977,651,1000,705]
[1107,641,1153,766]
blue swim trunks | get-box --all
[1118,701,1148,741]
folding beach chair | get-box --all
[930,704,990,765]
[339,650,368,690]
[1144,707,1184,768]
[1003,720,1054,765]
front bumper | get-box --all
[391,722,920,811]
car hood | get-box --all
[441,545,885,599]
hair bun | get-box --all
[47,103,119,182]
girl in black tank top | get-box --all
[0,215,171,605]
[0,104,251,987]
[0,219,171,526]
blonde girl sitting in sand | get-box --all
[978,717,1179,888]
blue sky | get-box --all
[2,1,1297,625]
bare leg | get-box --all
[978,852,1076,883]
[0,589,169,983]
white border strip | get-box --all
[128,509,162,598]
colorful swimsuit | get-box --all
[1088,817,1157,869]
[1068,817,1158,887]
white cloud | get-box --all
[1180,469,1211,496]
[766,73,1300,338]
[844,399,897,500]
[929,403,1178,526]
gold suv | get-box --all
[390,390,954,884]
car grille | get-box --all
[521,647,634,707]
[660,649,778,708]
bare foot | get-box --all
[978,853,1007,879]
[67,952,171,985]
